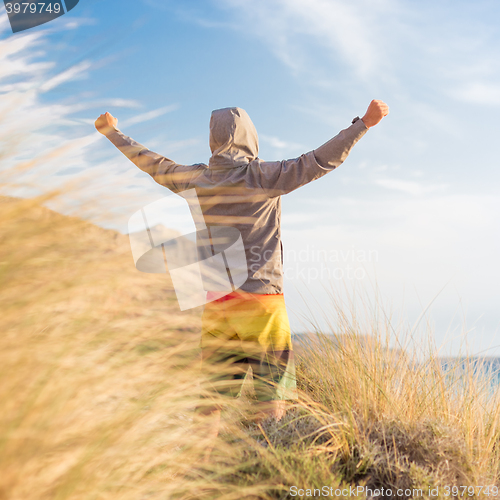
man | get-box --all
[95,100,388,451]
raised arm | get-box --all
[249,100,389,197]
[95,112,203,193]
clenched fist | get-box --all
[95,112,118,136]
[361,100,389,129]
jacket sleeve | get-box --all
[104,129,204,193]
[248,118,368,197]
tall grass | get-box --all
[1,189,500,499]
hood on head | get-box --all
[209,107,259,169]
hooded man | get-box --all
[95,100,389,454]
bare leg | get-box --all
[199,401,286,462]
[254,400,287,424]
[200,408,221,463]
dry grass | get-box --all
[1,190,500,500]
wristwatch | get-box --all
[352,116,360,124]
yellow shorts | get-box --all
[200,291,297,403]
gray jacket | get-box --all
[106,107,368,294]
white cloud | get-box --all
[71,98,142,114]
[0,32,53,82]
[207,0,500,122]
[121,104,180,127]
[409,170,424,178]
[159,138,201,154]
[286,193,499,258]
[374,178,449,196]
[39,61,93,92]
[281,192,500,354]
[260,134,304,151]
[372,164,389,172]
[450,82,500,106]
[218,0,394,80]
[0,18,184,229]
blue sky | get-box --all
[1,0,499,356]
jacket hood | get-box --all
[209,107,259,169]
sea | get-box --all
[292,333,500,392]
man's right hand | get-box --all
[95,112,119,136]
[361,100,389,129]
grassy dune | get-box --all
[1,194,500,500]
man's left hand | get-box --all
[361,100,389,129]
